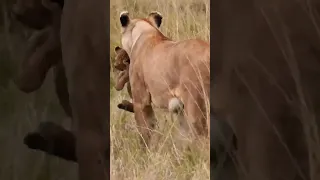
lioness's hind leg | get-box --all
[183,94,208,137]
[175,112,191,139]
[168,97,191,150]
[133,103,157,149]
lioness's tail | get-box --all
[168,97,184,113]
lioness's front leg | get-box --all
[54,62,72,117]
[131,73,156,148]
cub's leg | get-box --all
[115,64,133,113]
[117,100,134,113]
[117,82,134,113]
[15,28,60,93]
[23,121,77,162]
[115,69,134,113]
[130,73,156,148]
[114,70,129,91]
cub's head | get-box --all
[11,0,64,30]
[119,11,163,55]
[12,0,52,29]
[114,46,130,71]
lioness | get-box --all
[119,11,210,147]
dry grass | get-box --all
[110,0,210,179]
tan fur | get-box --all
[212,0,320,179]
[119,12,210,148]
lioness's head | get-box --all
[119,11,163,55]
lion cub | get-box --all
[114,46,133,113]
[14,0,63,92]
[13,0,72,117]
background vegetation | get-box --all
[0,0,209,179]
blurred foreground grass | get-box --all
[0,1,76,179]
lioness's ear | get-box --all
[115,46,121,53]
[147,11,162,28]
[120,11,130,27]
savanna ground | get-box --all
[0,0,209,179]
[110,0,210,179]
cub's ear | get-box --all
[120,11,130,27]
[115,46,121,53]
[147,11,162,28]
